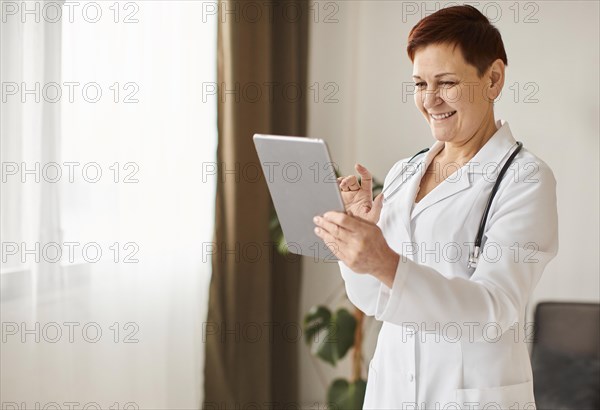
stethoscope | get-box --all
[380,141,523,269]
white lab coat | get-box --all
[339,120,558,410]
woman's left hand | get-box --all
[313,211,400,284]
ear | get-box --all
[486,59,505,101]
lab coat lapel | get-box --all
[397,142,444,236]
[397,159,425,237]
[411,167,471,220]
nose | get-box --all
[422,87,442,111]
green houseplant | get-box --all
[269,171,383,409]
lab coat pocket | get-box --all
[455,380,536,410]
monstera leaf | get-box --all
[304,306,356,366]
[327,378,367,410]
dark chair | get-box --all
[531,302,600,410]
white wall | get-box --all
[301,0,599,403]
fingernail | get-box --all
[314,227,320,234]
[313,216,320,223]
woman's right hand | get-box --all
[338,163,384,225]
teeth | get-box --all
[431,111,456,120]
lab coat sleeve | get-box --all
[339,260,381,316]
[374,160,559,341]
[338,159,409,316]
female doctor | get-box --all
[313,5,558,410]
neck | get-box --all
[439,115,498,165]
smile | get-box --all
[430,111,457,121]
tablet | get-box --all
[253,134,345,261]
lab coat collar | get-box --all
[402,119,519,232]
[467,119,518,174]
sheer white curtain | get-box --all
[1,2,216,408]
[0,0,63,298]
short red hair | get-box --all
[407,5,508,78]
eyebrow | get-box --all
[412,72,456,79]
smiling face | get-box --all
[413,42,500,145]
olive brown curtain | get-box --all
[203,1,308,408]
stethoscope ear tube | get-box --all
[468,141,523,269]
[408,147,431,163]
[381,148,430,202]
